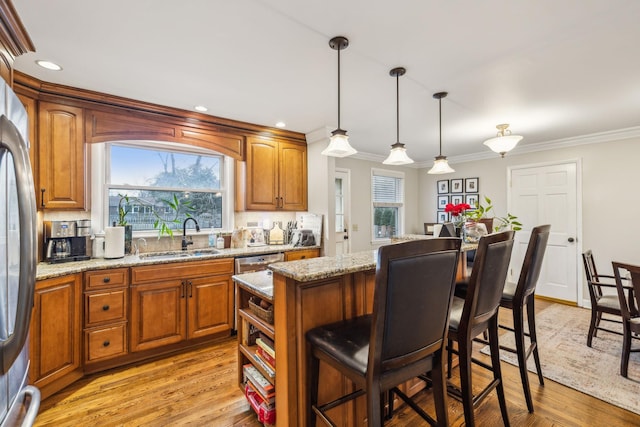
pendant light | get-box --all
[383,67,414,165]
[321,36,357,158]
[483,123,523,157]
[427,92,455,174]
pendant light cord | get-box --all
[438,97,442,156]
[396,73,400,143]
[337,47,341,130]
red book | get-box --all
[256,347,276,370]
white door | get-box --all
[335,169,351,255]
[509,161,580,303]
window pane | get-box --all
[110,145,221,190]
[373,207,398,238]
[373,175,402,203]
[108,190,222,232]
[335,178,344,232]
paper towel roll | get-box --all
[104,226,125,259]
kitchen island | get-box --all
[234,242,476,427]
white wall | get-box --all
[418,135,640,300]
[335,156,420,252]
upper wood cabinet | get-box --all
[38,101,85,210]
[237,136,307,211]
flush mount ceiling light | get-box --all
[483,123,523,157]
[194,105,208,112]
[383,67,414,165]
[35,60,62,71]
[275,121,286,128]
[427,92,455,174]
[321,36,357,158]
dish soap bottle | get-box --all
[216,233,225,249]
[209,230,216,247]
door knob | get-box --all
[568,237,575,243]
[344,235,349,240]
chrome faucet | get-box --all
[182,218,200,250]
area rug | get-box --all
[481,303,640,415]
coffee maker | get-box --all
[45,220,91,263]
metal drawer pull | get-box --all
[103,277,111,283]
[102,304,110,311]
[103,340,110,347]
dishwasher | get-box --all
[233,252,284,333]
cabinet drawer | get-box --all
[85,323,127,362]
[131,258,234,284]
[85,268,129,290]
[85,290,127,326]
[285,248,319,261]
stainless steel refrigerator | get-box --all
[0,79,40,426]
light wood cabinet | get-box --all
[237,136,307,211]
[130,258,234,352]
[30,273,83,399]
[284,248,320,261]
[83,268,129,365]
[38,101,85,210]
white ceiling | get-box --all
[12,0,640,166]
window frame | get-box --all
[90,140,234,237]
[371,168,405,243]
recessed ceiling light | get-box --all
[35,60,62,71]
[194,105,208,112]
[275,121,286,128]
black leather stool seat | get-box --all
[306,315,372,377]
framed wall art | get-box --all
[465,177,479,193]
[437,179,449,194]
[465,194,478,207]
[451,194,464,205]
[437,211,449,223]
[450,178,463,193]
[437,195,449,209]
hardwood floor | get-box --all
[35,302,640,426]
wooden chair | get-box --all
[446,230,515,427]
[306,238,462,426]
[611,262,640,378]
[582,250,628,347]
[424,222,437,235]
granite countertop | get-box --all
[36,244,319,280]
[269,250,377,283]
[232,270,274,301]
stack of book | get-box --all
[243,364,275,425]
[253,333,276,377]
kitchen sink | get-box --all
[139,248,220,260]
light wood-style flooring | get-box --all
[35,301,640,426]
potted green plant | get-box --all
[466,196,495,232]
[116,193,196,241]
[467,196,522,232]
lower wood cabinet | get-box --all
[30,273,83,399]
[130,258,234,352]
[83,268,129,366]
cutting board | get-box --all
[269,224,284,245]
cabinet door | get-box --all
[130,280,186,352]
[38,101,85,209]
[16,93,38,200]
[245,137,278,210]
[279,141,307,211]
[30,274,82,389]
[187,275,233,339]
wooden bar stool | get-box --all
[446,231,515,427]
[306,238,461,426]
